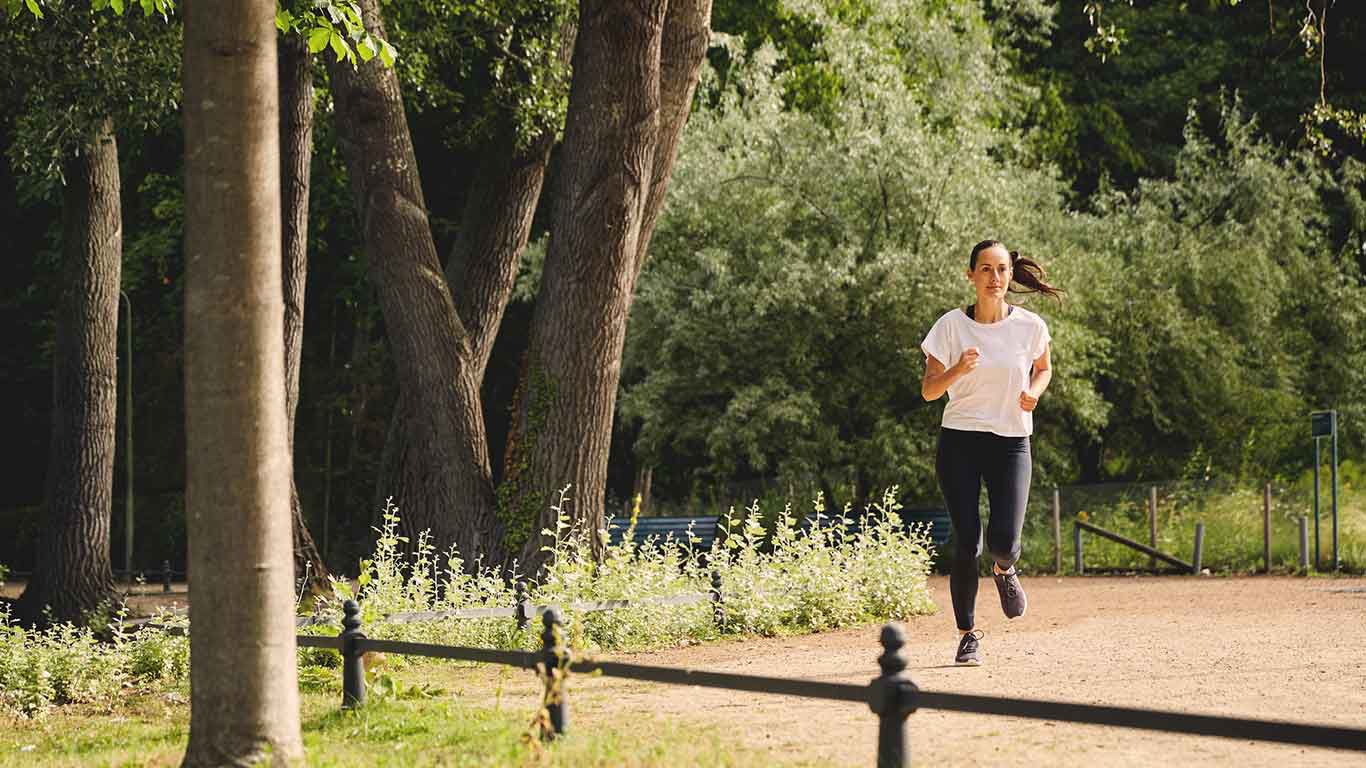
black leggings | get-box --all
[935,428,1031,631]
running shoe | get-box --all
[955,630,983,666]
[994,566,1027,618]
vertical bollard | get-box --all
[162,559,172,593]
[1262,483,1271,574]
[1073,522,1084,575]
[710,570,726,632]
[1298,516,1309,571]
[541,607,568,738]
[1192,523,1205,575]
[1052,488,1062,575]
[1148,486,1158,571]
[341,599,366,709]
[868,623,917,768]
[515,581,530,632]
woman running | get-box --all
[919,239,1062,665]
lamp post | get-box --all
[120,290,134,580]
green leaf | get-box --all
[379,40,397,68]
[307,27,331,54]
[356,36,375,62]
[275,8,293,32]
[23,0,40,17]
[110,0,124,14]
[329,31,348,63]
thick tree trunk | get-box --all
[508,0,711,572]
[181,1,303,763]
[14,120,123,628]
[279,33,329,592]
[326,0,503,566]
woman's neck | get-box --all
[973,296,1010,324]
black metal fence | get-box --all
[299,600,1366,766]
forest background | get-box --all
[0,0,1362,577]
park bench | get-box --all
[606,515,721,552]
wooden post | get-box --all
[162,559,172,593]
[541,607,568,738]
[1192,523,1205,575]
[1262,483,1271,574]
[1074,522,1084,576]
[1298,516,1309,571]
[1052,488,1062,575]
[1148,486,1158,571]
[710,570,726,632]
[340,600,366,709]
[869,623,917,768]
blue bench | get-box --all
[801,507,952,556]
[606,516,721,552]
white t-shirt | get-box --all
[920,305,1051,437]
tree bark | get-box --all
[326,0,503,566]
[279,33,329,592]
[181,1,303,763]
[14,119,123,628]
[508,0,711,572]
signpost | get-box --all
[1310,410,1338,571]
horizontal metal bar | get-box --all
[570,658,868,703]
[915,691,1366,752]
[382,606,519,623]
[357,638,534,668]
[559,593,708,614]
[296,635,343,650]
[1076,520,1193,571]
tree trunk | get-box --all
[181,1,303,763]
[508,0,711,572]
[14,119,123,628]
[326,0,503,566]
[279,33,329,592]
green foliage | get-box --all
[623,0,1106,501]
[0,604,188,718]
[304,490,937,654]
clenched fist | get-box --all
[954,346,981,375]
[1019,390,1039,412]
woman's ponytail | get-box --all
[1008,250,1064,301]
[969,239,1063,302]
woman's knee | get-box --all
[987,539,1020,567]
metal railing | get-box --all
[301,600,1366,766]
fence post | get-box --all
[1192,523,1204,575]
[341,599,366,709]
[515,581,530,631]
[868,623,917,768]
[162,559,172,593]
[710,570,726,632]
[541,607,569,739]
[1298,516,1309,571]
[1148,486,1158,571]
[1073,522,1084,576]
[1052,488,1061,575]
[1262,483,1271,574]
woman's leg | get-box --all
[982,436,1031,569]
[936,428,983,632]
[983,436,1031,618]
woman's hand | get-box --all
[953,346,981,375]
[1019,390,1039,412]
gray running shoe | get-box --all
[955,630,983,666]
[994,567,1027,618]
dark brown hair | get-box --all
[969,239,1063,301]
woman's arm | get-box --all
[1018,343,1052,412]
[922,347,978,401]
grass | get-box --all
[0,661,797,767]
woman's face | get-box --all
[968,245,1011,301]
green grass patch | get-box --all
[0,664,792,767]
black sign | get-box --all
[1311,410,1336,439]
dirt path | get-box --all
[450,576,1366,767]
